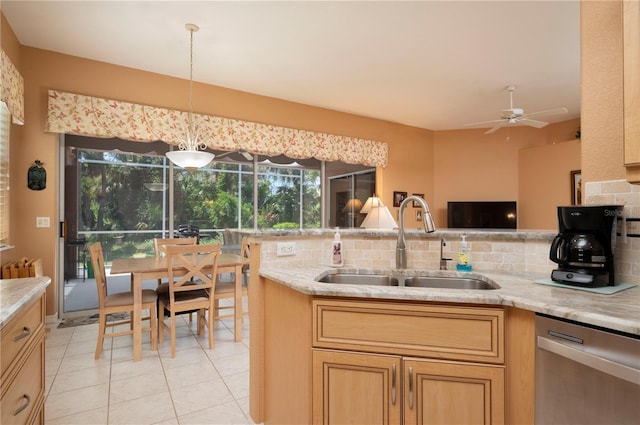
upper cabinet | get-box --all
[624,0,640,182]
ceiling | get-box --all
[1,1,581,131]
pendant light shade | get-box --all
[166,150,214,172]
[166,23,214,171]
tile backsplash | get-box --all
[258,231,558,276]
[255,180,640,285]
[584,180,640,284]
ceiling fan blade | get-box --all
[464,119,507,127]
[518,118,549,128]
[520,107,568,119]
[485,122,508,134]
[215,150,253,160]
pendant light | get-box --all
[165,23,215,172]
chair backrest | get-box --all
[165,243,221,300]
[153,237,197,258]
[88,242,108,307]
[241,236,250,260]
[176,224,200,242]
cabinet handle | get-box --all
[14,326,31,342]
[408,366,414,410]
[13,394,31,416]
[391,363,396,405]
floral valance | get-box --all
[1,50,24,125]
[45,90,388,167]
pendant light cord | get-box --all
[188,26,195,138]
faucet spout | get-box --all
[396,195,436,269]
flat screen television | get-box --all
[447,201,517,229]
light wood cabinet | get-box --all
[403,358,504,425]
[312,299,505,425]
[0,295,46,425]
[624,0,640,182]
[313,350,402,425]
[250,275,535,425]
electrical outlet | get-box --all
[36,217,50,228]
[276,242,296,256]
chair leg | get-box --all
[158,304,165,344]
[149,303,157,351]
[170,312,176,358]
[95,313,106,360]
[208,308,214,349]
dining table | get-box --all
[110,252,248,361]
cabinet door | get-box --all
[313,349,401,425]
[624,0,640,168]
[403,358,504,425]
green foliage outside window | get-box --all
[77,149,320,258]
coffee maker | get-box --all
[549,205,623,287]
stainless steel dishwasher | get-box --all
[535,314,640,424]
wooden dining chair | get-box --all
[88,242,158,359]
[213,237,250,321]
[153,237,198,323]
[153,237,198,285]
[240,236,250,286]
[158,243,227,357]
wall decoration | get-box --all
[393,191,407,207]
[412,193,424,207]
[571,170,582,205]
[415,210,423,221]
[27,160,46,191]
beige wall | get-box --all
[518,140,581,229]
[4,1,631,315]
[433,119,580,229]
[581,0,625,183]
[2,15,436,314]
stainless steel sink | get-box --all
[403,276,499,290]
[316,270,499,290]
[317,273,399,286]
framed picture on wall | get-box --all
[393,191,407,207]
[412,193,424,207]
[571,170,582,205]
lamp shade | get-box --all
[166,150,214,171]
[360,205,398,229]
[342,198,363,213]
[360,196,384,214]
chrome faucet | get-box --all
[440,238,452,270]
[396,196,436,269]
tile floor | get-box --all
[44,309,258,425]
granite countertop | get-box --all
[0,277,51,329]
[260,266,640,336]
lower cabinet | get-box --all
[313,350,402,424]
[313,349,504,425]
[402,357,504,425]
[0,294,46,425]
[312,299,506,425]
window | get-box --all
[72,145,323,257]
[0,101,10,246]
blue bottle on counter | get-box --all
[456,235,472,272]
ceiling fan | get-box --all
[215,149,253,161]
[464,85,568,134]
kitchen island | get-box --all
[246,232,639,424]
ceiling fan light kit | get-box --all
[464,84,568,134]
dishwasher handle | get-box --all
[537,335,640,386]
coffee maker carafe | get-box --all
[549,205,622,287]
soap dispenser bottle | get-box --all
[456,235,472,272]
[331,229,344,267]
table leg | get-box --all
[133,273,142,361]
[234,264,242,342]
